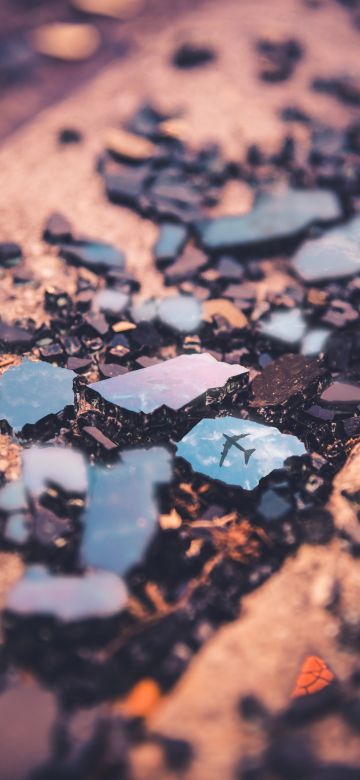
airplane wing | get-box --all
[233,433,249,442]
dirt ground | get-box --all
[1,1,360,777]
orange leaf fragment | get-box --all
[291,655,335,699]
[114,678,161,719]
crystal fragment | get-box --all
[89,353,248,415]
[0,358,75,431]
[176,416,306,490]
[82,448,172,573]
[197,188,341,252]
[6,566,127,621]
[60,240,125,272]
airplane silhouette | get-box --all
[219,433,256,467]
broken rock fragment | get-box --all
[176,416,306,490]
[88,353,248,417]
[197,188,341,253]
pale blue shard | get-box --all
[301,328,330,356]
[81,447,172,574]
[176,416,306,491]
[259,308,307,344]
[198,188,341,251]
[5,565,128,621]
[157,295,202,332]
[154,222,187,264]
[22,446,88,498]
[0,359,75,431]
[292,215,360,281]
[93,289,129,315]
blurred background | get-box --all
[0,0,205,139]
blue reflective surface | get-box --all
[6,565,128,621]
[259,308,307,344]
[0,359,75,431]
[90,353,248,414]
[199,188,341,251]
[176,416,306,490]
[292,215,360,281]
[81,447,172,574]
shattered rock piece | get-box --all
[164,243,208,284]
[103,158,150,209]
[89,353,248,415]
[5,566,127,621]
[257,38,302,82]
[251,354,324,407]
[0,358,75,432]
[32,22,100,61]
[216,256,244,280]
[22,446,88,498]
[301,328,330,356]
[154,222,188,266]
[0,321,33,349]
[58,127,82,144]
[312,75,360,105]
[256,489,292,520]
[82,425,118,453]
[202,299,247,328]
[67,356,92,372]
[320,379,360,407]
[172,42,216,69]
[60,240,125,273]
[132,295,202,333]
[105,127,156,162]
[258,308,307,344]
[0,242,22,267]
[176,416,306,490]
[157,296,202,333]
[93,289,129,316]
[292,216,360,282]
[197,188,341,253]
[82,448,172,573]
[43,212,72,244]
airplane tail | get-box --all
[244,448,256,465]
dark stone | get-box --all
[256,489,292,520]
[251,354,325,407]
[257,38,303,82]
[172,42,215,69]
[164,243,208,285]
[154,222,188,266]
[67,357,92,373]
[0,321,33,348]
[197,188,340,254]
[60,240,125,273]
[43,212,73,244]
[39,342,64,361]
[216,256,244,280]
[299,508,334,545]
[320,380,360,407]
[0,242,22,267]
[83,312,109,337]
[82,425,118,453]
[99,362,128,378]
[58,127,83,144]
[312,75,360,105]
[160,736,194,770]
